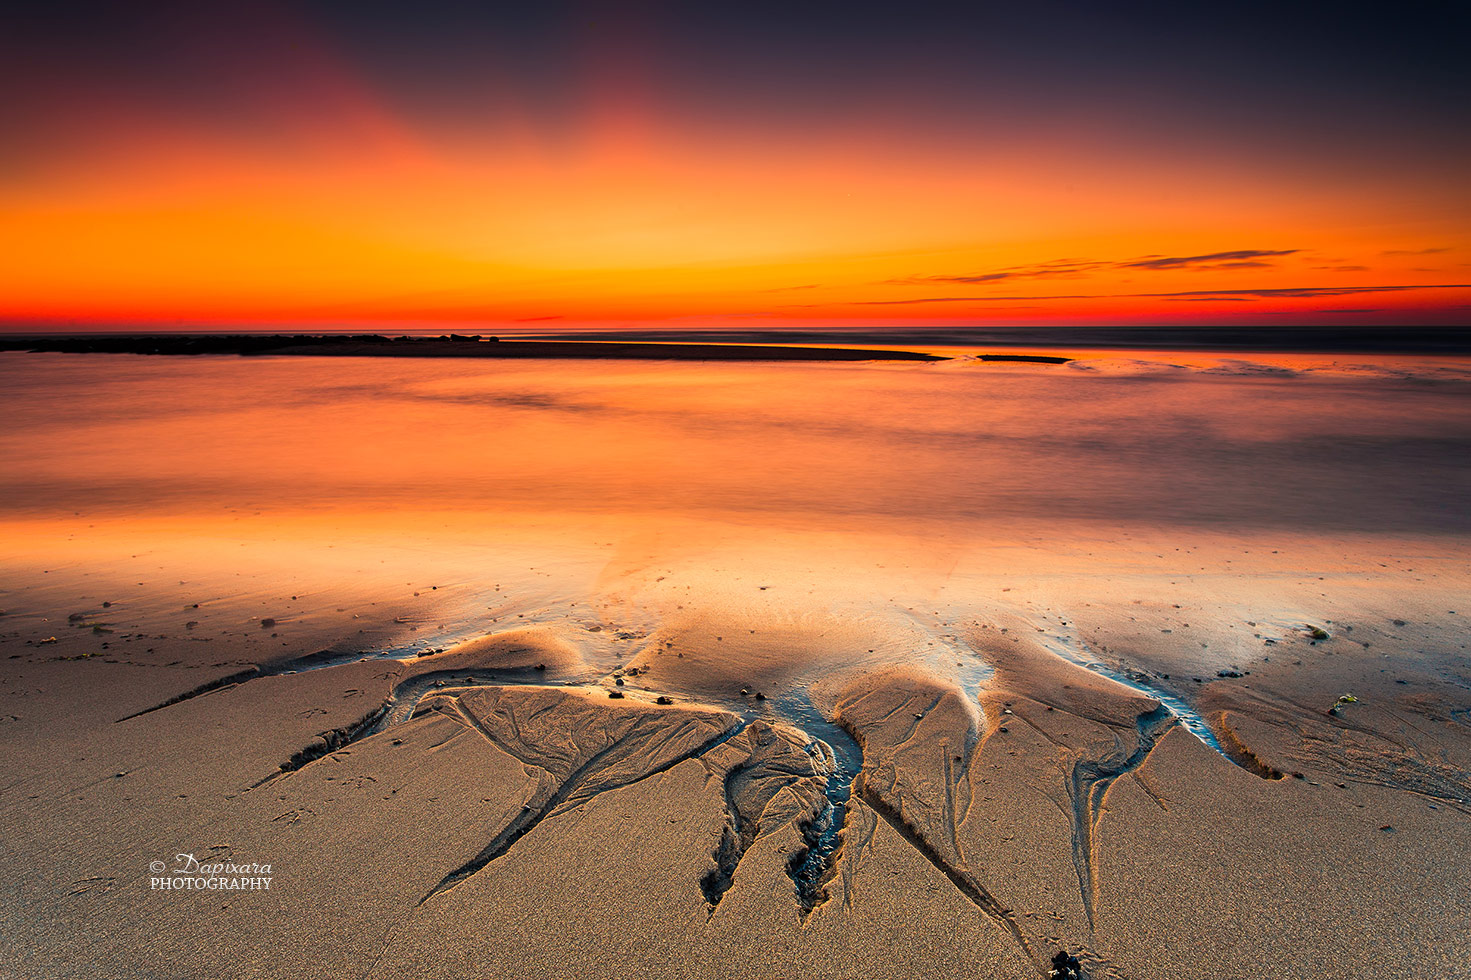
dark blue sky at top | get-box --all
[3,0,1468,183]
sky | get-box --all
[3,0,1469,331]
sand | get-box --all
[1,526,1468,980]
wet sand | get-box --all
[1,351,1469,978]
[1,521,1467,979]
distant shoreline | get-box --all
[0,334,953,363]
[517,325,1471,355]
[2,325,1467,356]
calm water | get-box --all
[1,351,1467,537]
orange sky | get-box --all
[3,4,1468,330]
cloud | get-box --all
[1312,265,1370,272]
[1316,308,1383,313]
[844,302,1042,309]
[1196,261,1276,269]
[1163,285,1438,299]
[896,258,1107,285]
[850,283,1471,305]
[1383,247,1451,256]
[914,273,1015,284]
[898,248,1300,286]
[1118,249,1301,270]
[858,296,1023,305]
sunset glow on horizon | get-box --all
[4,3,1468,331]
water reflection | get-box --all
[0,351,1467,534]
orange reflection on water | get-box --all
[0,350,1467,538]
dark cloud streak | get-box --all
[903,248,1302,287]
[851,283,1471,306]
[1118,249,1300,269]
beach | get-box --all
[1,347,1469,979]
